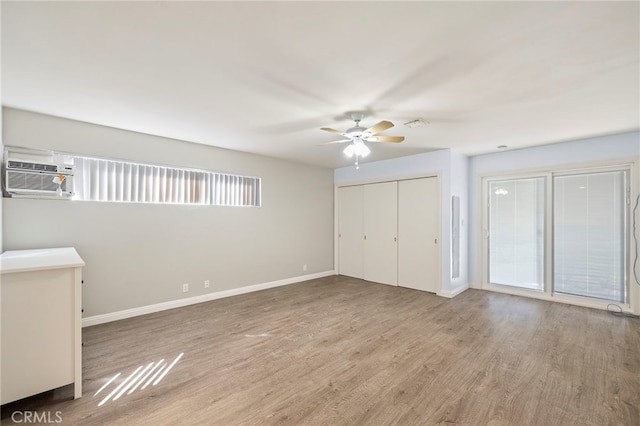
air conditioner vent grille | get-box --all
[7,170,70,192]
[7,160,58,173]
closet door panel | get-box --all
[338,185,364,279]
[398,177,439,292]
[363,182,398,286]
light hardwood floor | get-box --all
[1,276,639,425]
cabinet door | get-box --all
[1,269,75,404]
[398,177,439,292]
[364,181,398,286]
[338,185,364,279]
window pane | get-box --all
[553,171,626,302]
[69,155,261,207]
[489,177,545,290]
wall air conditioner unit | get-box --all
[5,159,75,198]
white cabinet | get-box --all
[1,248,84,404]
[337,177,439,292]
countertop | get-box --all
[0,247,85,274]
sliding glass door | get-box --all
[485,166,629,305]
[488,177,545,290]
[554,170,627,302]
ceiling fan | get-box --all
[319,112,405,168]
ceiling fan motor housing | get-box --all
[346,125,366,136]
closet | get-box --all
[337,177,439,292]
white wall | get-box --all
[468,132,640,311]
[450,150,469,290]
[0,1,3,254]
[0,111,3,254]
[2,108,335,317]
[334,148,469,296]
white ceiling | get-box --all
[2,1,639,169]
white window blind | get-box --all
[71,156,260,207]
[553,170,627,302]
[488,177,545,290]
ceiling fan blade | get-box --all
[320,127,349,137]
[367,135,405,143]
[364,120,394,135]
[317,139,352,145]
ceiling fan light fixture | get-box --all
[356,142,371,157]
[343,141,370,158]
[343,143,355,158]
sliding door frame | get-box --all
[479,158,639,313]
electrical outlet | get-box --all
[182,283,189,293]
[204,280,210,289]
[303,264,307,272]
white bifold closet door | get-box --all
[338,185,364,279]
[338,178,439,291]
[398,177,439,293]
[363,182,398,286]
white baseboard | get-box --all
[82,270,336,327]
[437,283,469,298]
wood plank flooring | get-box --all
[2,276,639,425]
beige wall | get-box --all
[2,108,335,317]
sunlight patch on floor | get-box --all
[94,353,184,406]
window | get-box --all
[71,156,261,207]
[484,165,630,305]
